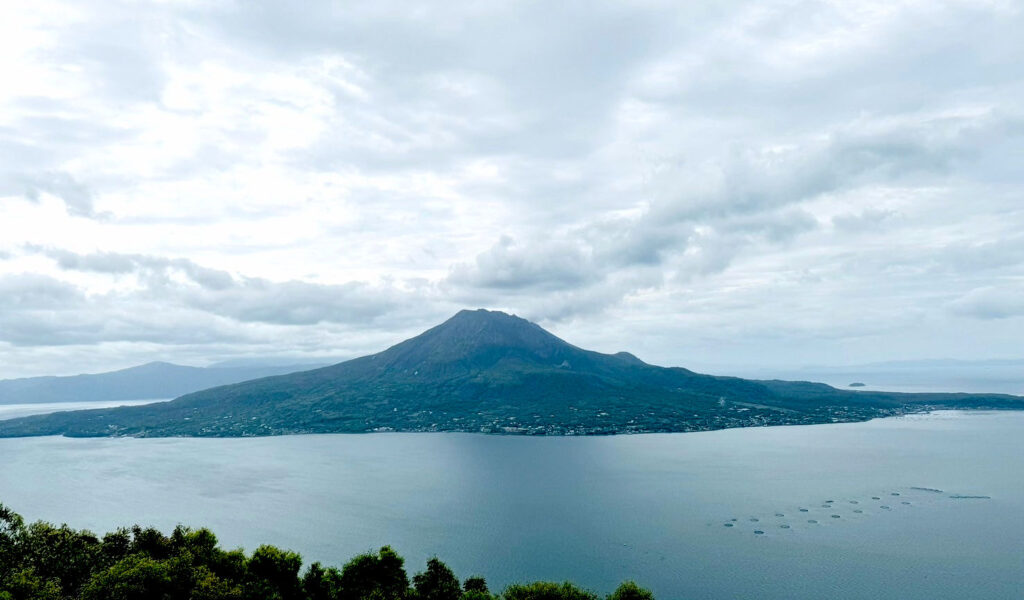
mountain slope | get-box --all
[0,309,1021,437]
[0,361,328,405]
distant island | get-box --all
[0,309,1021,438]
[848,382,867,387]
[0,503,650,600]
[0,361,330,405]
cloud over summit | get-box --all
[0,0,1022,377]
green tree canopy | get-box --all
[463,576,488,594]
[0,505,25,582]
[81,554,171,600]
[301,562,343,600]
[412,557,461,600]
[501,581,599,600]
[605,581,654,600]
[1,568,61,600]
[338,546,409,600]
[20,522,99,596]
[245,544,303,600]
[0,506,655,600]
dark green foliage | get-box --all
[19,522,100,596]
[245,545,303,600]
[605,582,653,600]
[301,562,342,600]
[128,526,171,560]
[2,568,62,600]
[170,526,219,564]
[161,526,243,599]
[0,505,25,582]
[0,505,653,600]
[80,555,171,600]
[190,566,242,600]
[217,550,248,587]
[413,558,461,600]
[463,576,488,594]
[337,546,408,600]
[98,529,131,569]
[501,581,599,600]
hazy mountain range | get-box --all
[0,309,1020,438]
[0,361,329,405]
[735,359,1024,395]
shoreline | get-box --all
[2,407,1019,441]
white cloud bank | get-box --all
[0,0,1022,377]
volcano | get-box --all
[1,309,1020,437]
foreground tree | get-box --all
[605,582,653,600]
[412,557,461,600]
[19,521,100,597]
[0,568,61,600]
[0,506,656,600]
[245,544,303,600]
[463,576,488,594]
[302,562,343,600]
[0,505,25,583]
[462,575,491,599]
[81,554,171,600]
[501,581,599,600]
[337,546,409,600]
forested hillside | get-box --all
[1,310,1021,438]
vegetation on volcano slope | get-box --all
[0,310,1021,438]
[0,504,653,600]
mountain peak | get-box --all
[370,309,574,374]
[430,309,558,346]
[449,307,514,321]
[444,308,531,329]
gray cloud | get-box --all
[0,274,83,309]
[0,271,240,347]
[446,235,598,292]
[648,110,1015,226]
[23,172,100,218]
[34,247,235,288]
[202,1,686,163]
[937,237,1024,275]
[32,247,411,327]
[0,0,1022,376]
[180,279,402,326]
[949,285,1024,320]
[38,247,138,274]
[831,209,900,233]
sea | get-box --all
[1,409,1021,599]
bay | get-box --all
[1,410,1021,599]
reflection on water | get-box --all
[0,411,1021,600]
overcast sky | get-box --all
[1,0,1022,379]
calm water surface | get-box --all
[0,399,166,420]
[1,411,1022,599]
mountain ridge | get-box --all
[0,309,1021,437]
[0,361,329,405]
